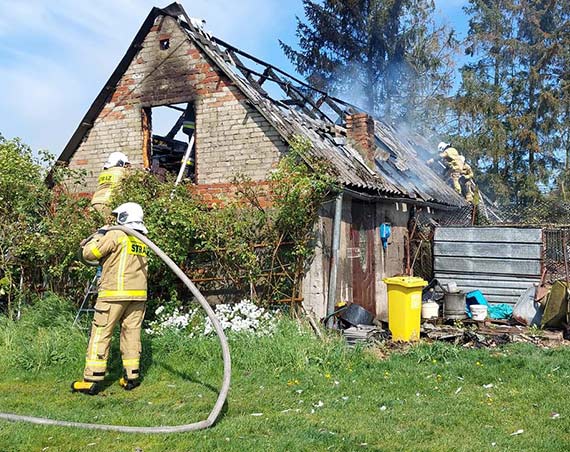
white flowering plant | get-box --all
[145,299,278,337]
[144,304,202,337]
[203,300,277,336]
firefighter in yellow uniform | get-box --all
[431,142,464,194]
[91,152,131,217]
[461,162,476,202]
[72,202,149,395]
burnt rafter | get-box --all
[257,67,271,87]
[165,105,186,113]
[173,3,352,124]
[207,35,363,123]
[229,60,314,116]
[228,52,270,97]
[230,58,332,122]
[165,103,192,139]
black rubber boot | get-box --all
[119,377,141,391]
[71,380,99,395]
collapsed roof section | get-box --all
[57,2,466,208]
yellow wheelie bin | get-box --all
[384,276,428,342]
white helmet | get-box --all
[112,202,148,234]
[103,151,130,169]
[438,142,450,152]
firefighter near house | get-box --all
[90,152,131,217]
[72,202,149,395]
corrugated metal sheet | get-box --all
[434,227,543,304]
[374,121,466,205]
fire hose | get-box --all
[0,225,231,433]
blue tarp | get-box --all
[466,290,513,320]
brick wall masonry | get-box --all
[67,15,288,193]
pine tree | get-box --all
[450,0,569,204]
[280,0,458,132]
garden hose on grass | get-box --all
[0,225,231,433]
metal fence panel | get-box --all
[435,227,542,243]
[434,242,541,259]
[434,227,542,304]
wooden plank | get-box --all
[434,256,541,276]
[435,227,542,243]
[141,107,152,169]
[434,242,541,259]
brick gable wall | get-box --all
[67,15,287,193]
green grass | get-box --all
[1,299,570,451]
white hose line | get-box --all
[0,225,231,433]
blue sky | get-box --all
[0,0,469,156]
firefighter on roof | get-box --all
[91,151,131,217]
[72,202,149,395]
[461,161,476,203]
[427,142,465,195]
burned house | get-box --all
[57,3,467,321]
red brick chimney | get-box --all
[345,113,376,167]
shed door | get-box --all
[350,201,376,315]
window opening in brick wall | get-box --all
[159,39,170,50]
[144,103,196,182]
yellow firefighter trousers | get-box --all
[84,300,146,381]
[450,171,462,194]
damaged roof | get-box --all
[58,2,466,208]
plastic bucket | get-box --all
[471,304,488,321]
[443,292,467,320]
[421,302,439,319]
[339,303,374,327]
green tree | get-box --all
[280,0,458,131]
[449,0,569,204]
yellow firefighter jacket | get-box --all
[439,147,464,172]
[90,167,128,207]
[82,229,148,302]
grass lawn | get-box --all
[1,300,569,451]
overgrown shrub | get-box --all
[0,134,99,317]
[113,136,338,306]
[0,133,336,315]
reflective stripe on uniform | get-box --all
[117,237,129,291]
[88,327,103,359]
[123,358,140,368]
[98,289,147,298]
[86,359,107,368]
[89,243,102,259]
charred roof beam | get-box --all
[209,34,365,116]
[227,50,270,97]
